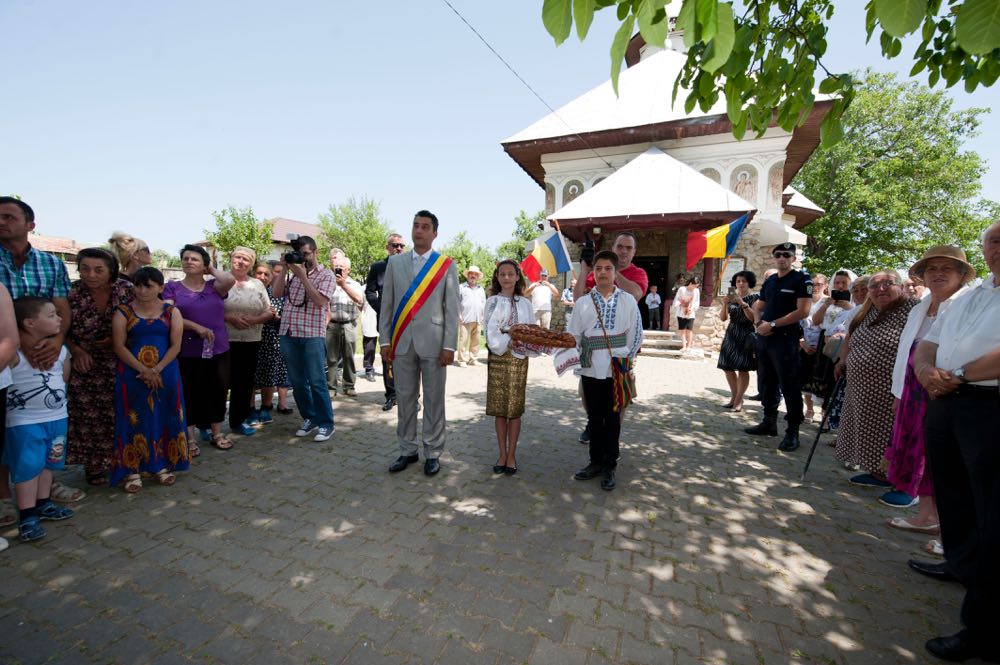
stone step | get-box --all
[641,337,684,350]
[639,347,708,359]
[642,330,681,340]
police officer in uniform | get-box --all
[745,243,813,451]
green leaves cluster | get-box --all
[542,0,1000,148]
[316,196,395,283]
[439,232,500,285]
[794,71,995,277]
[496,210,546,263]
[204,205,275,266]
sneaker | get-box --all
[343,388,357,397]
[365,370,376,382]
[295,419,317,437]
[879,490,919,508]
[235,422,256,436]
[314,426,335,442]
[19,517,45,542]
[849,473,893,488]
[578,426,591,444]
[256,408,274,425]
[37,503,75,521]
[246,409,261,427]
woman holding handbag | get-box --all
[569,251,642,491]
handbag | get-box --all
[591,292,636,412]
[821,332,844,360]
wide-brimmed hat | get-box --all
[465,265,483,277]
[909,245,976,284]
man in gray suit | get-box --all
[380,210,460,476]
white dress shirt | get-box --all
[924,274,1000,386]
[459,283,486,324]
[891,286,970,397]
[568,287,642,379]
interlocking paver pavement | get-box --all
[0,356,965,664]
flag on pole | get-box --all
[520,229,573,282]
[685,212,753,270]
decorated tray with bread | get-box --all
[508,323,577,349]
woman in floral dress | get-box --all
[110,267,188,493]
[65,248,133,485]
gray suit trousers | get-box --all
[393,345,446,459]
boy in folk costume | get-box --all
[569,251,642,491]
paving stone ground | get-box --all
[0,354,968,664]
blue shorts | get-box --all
[2,418,68,484]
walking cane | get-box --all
[801,376,845,481]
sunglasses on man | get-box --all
[390,243,405,249]
[772,251,794,259]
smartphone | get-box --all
[727,286,736,298]
[335,268,343,277]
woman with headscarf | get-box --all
[884,246,974,522]
[65,248,134,485]
[163,244,235,451]
[834,270,918,487]
[107,232,153,283]
[223,247,272,436]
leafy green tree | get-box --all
[439,232,498,286]
[496,210,545,263]
[794,70,995,276]
[542,0,1000,147]
[316,196,394,283]
[151,249,182,268]
[204,205,275,266]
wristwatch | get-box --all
[952,366,969,383]
[767,321,776,329]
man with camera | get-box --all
[325,255,365,397]
[273,235,337,442]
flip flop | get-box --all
[887,516,940,534]
[923,539,944,557]
[211,434,234,450]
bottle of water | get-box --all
[201,338,213,359]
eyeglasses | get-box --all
[389,243,405,249]
[773,252,794,259]
[869,281,899,290]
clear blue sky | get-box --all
[2,1,996,254]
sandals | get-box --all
[123,474,143,494]
[924,538,944,557]
[188,441,201,457]
[50,482,86,504]
[19,517,45,542]
[210,434,234,450]
[38,502,74,521]
[887,517,940,534]
[0,499,16,528]
[154,470,176,487]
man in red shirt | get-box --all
[572,232,649,444]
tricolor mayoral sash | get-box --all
[389,252,453,356]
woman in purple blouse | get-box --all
[163,245,235,452]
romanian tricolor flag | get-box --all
[520,229,573,282]
[685,212,753,270]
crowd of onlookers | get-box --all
[1,195,996,661]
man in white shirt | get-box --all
[325,256,365,397]
[525,270,559,328]
[456,265,486,366]
[910,221,1000,663]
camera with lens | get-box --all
[579,234,596,266]
[283,233,304,264]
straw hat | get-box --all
[909,245,976,284]
[465,265,483,277]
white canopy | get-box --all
[548,146,754,222]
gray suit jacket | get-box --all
[378,250,460,358]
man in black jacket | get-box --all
[365,233,406,410]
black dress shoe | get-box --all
[382,398,397,411]
[578,426,591,444]
[907,559,958,583]
[424,458,440,476]
[503,466,517,476]
[492,463,505,474]
[600,468,616,491]
[574,463,603,480]
[926,630,1000,662]
[777,431,800,451]
[745,420,778,436]
[747,393,761,401]
[388,454,419,473]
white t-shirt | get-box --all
[0,367,11,391]
[645,293,662,309]
[530,282,554,312]
[6,347,69,426]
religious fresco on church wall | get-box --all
[545,183,555,214]
[562,180,585,205]
[699,168,721,184]
[730,165,758,206]
[767,162,784,208]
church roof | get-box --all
[547,146,754,239]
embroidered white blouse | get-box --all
[484,294,535,358]
[568,287,642,380]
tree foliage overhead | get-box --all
[439,231,499,286]
[496,210,546,263]
[793,70,995,276]
[204,205,275,266]
[542,0,1000,147]
[316,196,395,283]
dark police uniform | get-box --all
[757,267,813,429]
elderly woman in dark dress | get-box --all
[834,270,918,488]
[65,248,134,484]
[716,270,758,412]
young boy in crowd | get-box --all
[3,297,74,542]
